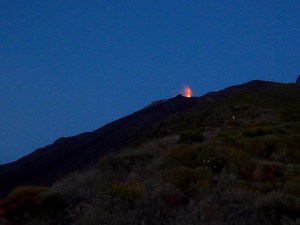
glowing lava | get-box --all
[183,86,192,97]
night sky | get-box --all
[1,1,300,164]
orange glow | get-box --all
[183,86,192,97]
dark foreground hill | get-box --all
[1,79,300,224]
[0,94,201,199]
[1,79,300,200]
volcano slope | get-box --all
[0,93,200,199]
[1,80,300,225]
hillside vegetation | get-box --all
[1,81,300,225]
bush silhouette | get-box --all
[255,191,299,223]
[243,126,273,138]
[180,130,204,144]
[109,181,142,205]
[0,186,48,223]
[253,161,284,182]
[162,166,208,193]
[40,189,66,215]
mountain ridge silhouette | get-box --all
[0,79,299,199]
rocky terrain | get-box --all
[1,78,300,225]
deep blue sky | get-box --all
[1,1,300,164]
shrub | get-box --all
[180,130,204,144]
[210,189,256,225]
[98,148,156,182]
[54,169,101,204]
[284,175,300,197]
[221,132,239,147]
[284,165,300,181]
[75,204,104,225]
[162,166,208,194]
[283,135,300,163]
[243,126,274,138]
[253,160,284,182]
[239,135,280,158]
[226,148,253,179]
[163,145,199,168]
[98,154,132,176]
[255,191,299,224]
[39,189,66,215]
[109,181,142,205]
[196,145,228,173]
[0,186,48,223]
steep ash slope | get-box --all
[1,79,299,199]
[0,95,199,198]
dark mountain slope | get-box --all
[149,80,300,140]
[204,80,300,102]
[1,79,299,199]
[0,95,199,198]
